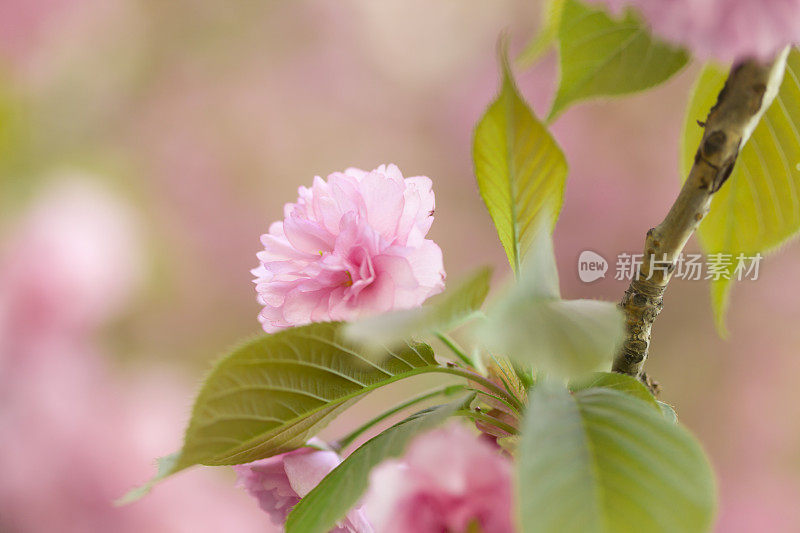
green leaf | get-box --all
[344,267,492,348]
[550,0,689,120]
[518,382,715,533]
[485,298,625,379]
[120,322,440,503]
[115,452,180,506]
[286,395,474,533]
[518,0,566,67]
[569,371,658,409]
[478,227,625,380]
[681,49,800,334]
[658,400,678,424]
[473,46,567,276]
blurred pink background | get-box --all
[0,1,798,531]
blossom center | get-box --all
[342,270,354,287]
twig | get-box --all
[612,49,790,379]
[435,366,526,412]
[455,409,519,436]
[435,331,475,367]
[333,385,462,451]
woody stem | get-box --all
[612,49,790,380]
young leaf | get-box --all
[518,382,715,533]
[344,267,492,348]
[478,224,625,380]
[518,214,561,300]
[486,298,625,379]
[681,48,800,334]
[518,0,566,66]
[550,0,689,120]
[569,371,658,409]
[473,47,567,276]
[120,322,440,502]
[286,395,474,533]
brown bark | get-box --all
[613,49,790,379]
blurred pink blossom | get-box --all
[234,443,372,532]
[363,423,515,533]
[253,164,445,332]
[588,0,800,63]
[0,178,269,532]
[0,178,142,367]
[0,0,79,63]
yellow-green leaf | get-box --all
[550,0,689,120]
[681,49,800,334]
[518,0,566,67]
[473,47,567,276]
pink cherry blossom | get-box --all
[588,0,800,63]
[252,164,445,332]
[363,423,515,533]
[0,179,269,532]
[234,443,372,532]
[0,177,142,364]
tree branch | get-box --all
[612,48,790,379]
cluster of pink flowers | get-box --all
[242,165,514,531]
[252,164,445,332]
[589,0,800,63]
[235,425,515,533]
